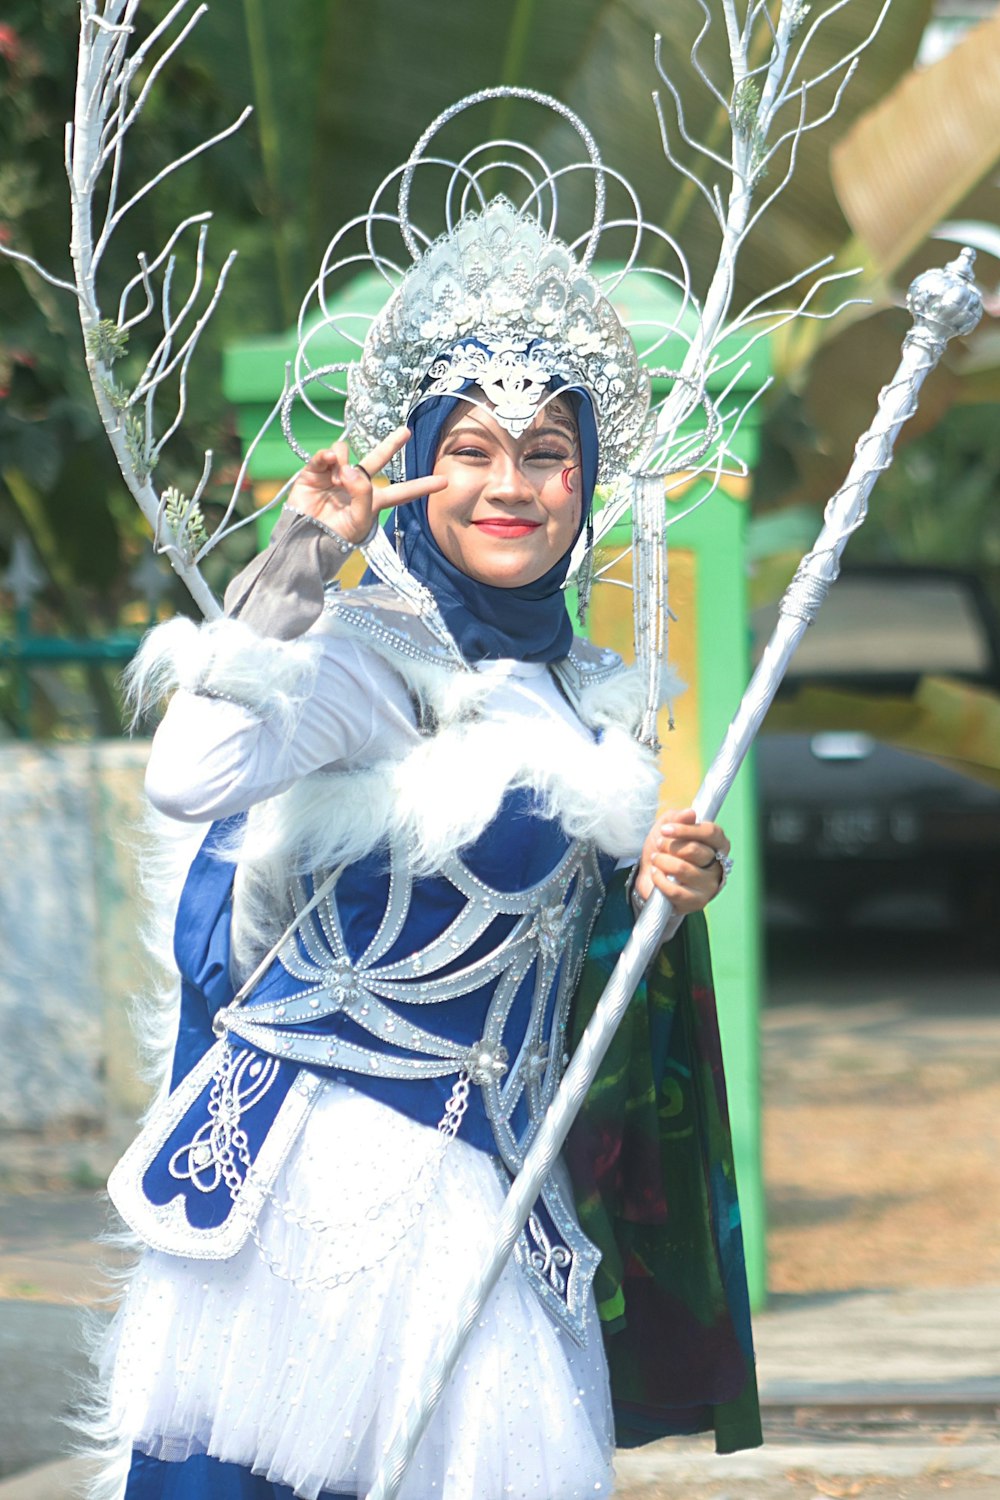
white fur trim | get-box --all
[575,660,686,736]
[244,710,658,873]
[229,699,661,975]
[124,616,323,739]
[73,805,200,1500]
[129,808,210,1109]
[215,631,669,971]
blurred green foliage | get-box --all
[0,0,996,735]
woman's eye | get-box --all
[524,449,571,464]
[451,446,490,460]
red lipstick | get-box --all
[472,518,542,538]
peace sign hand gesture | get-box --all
[286,426,446,547]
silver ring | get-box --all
[714,850,734,889]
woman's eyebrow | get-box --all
[440,422,577,446]
[440,424,496,442]
[527,425,578,445]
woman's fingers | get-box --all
[296,446,371,501]
[308,424,411,484]
[632,809,730,914]
[342,426,448,510]
[663,838,726,869]
[289,424,449,549]
[652,851,718,885]
[659,817,726,848]
[647,850,721,913]
[379,474,448,508]
[358,425,412,478]
[657,811,729,866]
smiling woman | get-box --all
[93,119,754,1500]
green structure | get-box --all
[222,272,771,1308]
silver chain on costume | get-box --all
[209,1041,474,1292]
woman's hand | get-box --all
[286,426,447,546]
[633,808,731,916]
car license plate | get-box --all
[819,808,885,854]
[766,806,922,855]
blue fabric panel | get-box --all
[460,786,572,889]
[140,1055,299,1230]
[157,798,613,1193]
[169,816,244,1091]
[125,1449,349,1498]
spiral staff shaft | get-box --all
[365,250,983,1500]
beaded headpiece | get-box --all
[280,91,674,485]
[278,87,700,740]
[346,199,651,482]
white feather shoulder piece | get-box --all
[233,588,676,886]
[125,614,323,738]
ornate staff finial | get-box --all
[907,247,984,349]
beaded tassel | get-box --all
[631,473,670,751]
[575,514,595,628]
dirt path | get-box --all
[762,930,1000,1295]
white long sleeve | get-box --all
[142,632,600,827]
[144,634,421,822]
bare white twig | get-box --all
[132,225,209,400]
[717,270,865,370]
[639,0,890,492]
[651,89,726,226]
[756,59,859,174]
[208,374,293,542]
[0,243,82,299]
[92,107,252,273]
[778,0,891,108]
[151,251,238,460]
[58,0,253,616]
[95,4,207,179]
[653,46,734,174]
[203,472,299,555]
[689,0,730,110]
[117,214,212,328]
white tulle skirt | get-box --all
[101,1080,615,1500]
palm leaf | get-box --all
[543,0,934,300]
[831,5,1000,277]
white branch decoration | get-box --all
[0,0,257,616]
[0,0,900,630]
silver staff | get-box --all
[365,250,983,1500]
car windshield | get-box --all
[751,574,993,678]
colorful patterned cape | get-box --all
[565,872,762,1454]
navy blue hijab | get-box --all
[362,382,598,664]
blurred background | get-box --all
[1,1,999,1495]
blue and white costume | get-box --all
[99,535,664,1500]
[87,85,768,1497]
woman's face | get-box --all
[427,395,583,588]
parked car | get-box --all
[753,565,1000,930]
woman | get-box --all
[99,201,757,1500]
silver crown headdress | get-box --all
[346,198,652,481]
[275,88,718,740]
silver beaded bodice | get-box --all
[217,830,608,1340]
[223,837,604,1133]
